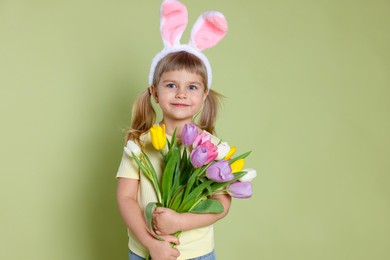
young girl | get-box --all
[116,1,230,259]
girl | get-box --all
[117,51,230,260]
[116,1,230,259]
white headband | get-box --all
[148,0,228,89]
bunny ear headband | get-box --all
[148,0,229,89]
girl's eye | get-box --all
[166,83,176,88]
[188,85,198,90]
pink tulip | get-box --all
[206,160,234,182]
[193,131,211,148]
[199,140,218,164]
[228,181,252,198]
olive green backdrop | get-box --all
[1,0,389,259]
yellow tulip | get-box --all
[231,158,245,174]
[150,124,167,150]
[224,146,236,160]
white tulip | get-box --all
[124,140,141,157]
[239,168,257,182]
[216,142,230,160]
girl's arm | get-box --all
[153,194,232,235]
[117,178,180,259]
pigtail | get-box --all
[198,89,224,135]
[125,89,156,144]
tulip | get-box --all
[200,140,218,164]
[216,142,230,160]
[224,146,236,160]
[230,158,245,173]
[124,140,141,157]
[150,124,166,151]
[193,131,211,148]
[239,168,257,182]
[190,146,209,168]
[206,160,233,182]
[228,181,252,198]
[182,124,198,146]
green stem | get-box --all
[141,155,162,204]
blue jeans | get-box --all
[129,250,216,260]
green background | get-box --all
[1,0,389,259]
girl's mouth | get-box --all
[171,103,190,107]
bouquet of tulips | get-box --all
[124,124,256,242]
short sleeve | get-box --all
[116,151,140,179]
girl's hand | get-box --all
[153,207,182,235]
[147,234,180,260]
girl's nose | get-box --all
[175,87,187,99]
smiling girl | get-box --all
[116,1,230,259]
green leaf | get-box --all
[169,185,186,210]
[144,202,164,241]
[229,151,252,164]
[161,148,180,206]
[141,151,162,203]
[131,153,153,182]
[182,167,202,199]
[189,199,224,214]
[171,127,177,144]
[180,148,188,173]
[167,127,178,150]
[171,167,181,194]
[179,180,214,212]
[165,138,179,165]
[179,163,193,185]
[210,171,247,192]
[205,180,213,197]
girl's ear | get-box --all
[150,86,159,103]
[203,88,209,102]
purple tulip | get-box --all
[228,181,252,198]
[206,160,234,182]
[190,146,209,168]
[182,124,198,146]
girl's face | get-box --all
[151,69,208,126]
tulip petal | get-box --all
[228,181,252,198]
[124,147,132,157]
[150,124,167,150]
[125,140,141,157]
[230,158,245,173]
[224,146,236,160]
[182,124,199,145]
[216,142,230,160]
[193,131,211,148]
[190,146,209,168]
[239,168,257,182]
[206,160,233,182]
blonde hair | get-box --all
[126,51,223,143]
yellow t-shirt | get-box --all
[116,131,220,259]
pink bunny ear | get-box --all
[189,11,228,51]
[160,0,188,47]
